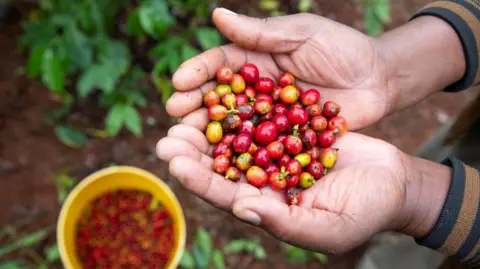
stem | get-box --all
[292,125,299,136]
[227,106,239,114]
[323,168,328,176]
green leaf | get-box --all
[311,252,328,264]
[54,174,76,203]
[41,48,64,93]
[192,243,209,269]
[127,10,144,37]
[77,63,120,97]
[195,27,222,50]
[179,250,195,269]
[152,57,170,75]
[254,246,267,260]
[224,239,249,253]
[298,0,312,12]
[286,245,309,264]
[168,53,181,75]
[373,0,391,23]
[148,36,183,58]
[195,228,213,261]
[97,39,131,74]
[259,0,279,10]
[364,7,383,36]
[123,105,142,137]
[139,0,174,38]
[64,25,92,70]
[0,229,48,258]
[124,91,147,108]
[212,250,225,269]
[105,104,127,136]
[27,44,46,78]
[45,244,60,262]
[55,125,88,148]
[0,260,27,269]
[181,44,199,62]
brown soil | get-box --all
[0,0,477,268]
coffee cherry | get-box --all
[254,122,278,146]
[246,166,268,188]
[286,174,300,187]
[318,129,340,148]
[285,159,302,175]
[230,74,246,94]
[291,102,303,109]
[295,153,311,167]
[254,99,272,115]
[217,66,234,84]
[279,72,295,87]
[212,143,233,159]
[277,134,287,144]
[254,148,270,167]
[328,116,348,136]
[256,93,273,104]
[215,84,232,98]
[222,114,241,132]
[295,86,304,95]
[248,142,258,156]
[288,107,309,126]
[311,116,328,132]
[222,93,237,109]
[272,114,290,133]
[260,111,273,122]
[323,101,341,118]
[244,86,256,100]
[213,155,230,174]
[206,122,223,144]
[269,171,287,191]
[238,120,255,137]
[284,126,303,155]
[208,105,228,121]
[307,161,324,179]
[320,148,338,169]
[204,90,220,107]
[302,129,317,149]
[278,153,291,167]
[272,86,282,101]
[285,187,302,205]
[236,152,253,171]
[300,89,320,106]
[305,146,321,161]
[222,133,236,146]
[238,104,255,120]
[266,141,284,160]
[240,63,259,85]
[306,104,322,117]
[236,94,249,106]
[299,172,315,189]
[279,86,299,104]
[255,78,275,94]
[225,167,242,182]
[265,164,280,176]
[233,134,253,154]
[273,104,289,115]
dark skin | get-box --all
[157,9,463,254]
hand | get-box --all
[156,124,451,254]
[168,8,391,130]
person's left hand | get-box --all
[156,124,449,254]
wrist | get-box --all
[396,154,452,238]
[374,16,465,114]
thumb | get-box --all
[212,8,316,53]
[232,196,354,254]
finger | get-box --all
[169,156,263,210]
[212,8,315,53]
[232,196,353,253]
[156,137,212,168]
[166,81,217,118]
[167,124,212,155]
[172,44,247,91]
[180,108,209,132]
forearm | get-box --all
[377,15,466,114]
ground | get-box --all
[0,0,477,268]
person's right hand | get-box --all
[168,8,392,131]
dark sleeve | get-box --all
[410,0,480,92]
[415,156,480,266]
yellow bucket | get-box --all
[57,166,186,269]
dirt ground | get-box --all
[0,0,477,268]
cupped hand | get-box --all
[167,8,394,131]
[156,123,413,254]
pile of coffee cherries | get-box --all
[203,64,347,205]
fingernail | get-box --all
[235,210,261,225]
[218,7,237,15]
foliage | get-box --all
[179,227,267,269]
[362,0,391,36]
[285,244,328,265]
[20,0,222,147]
